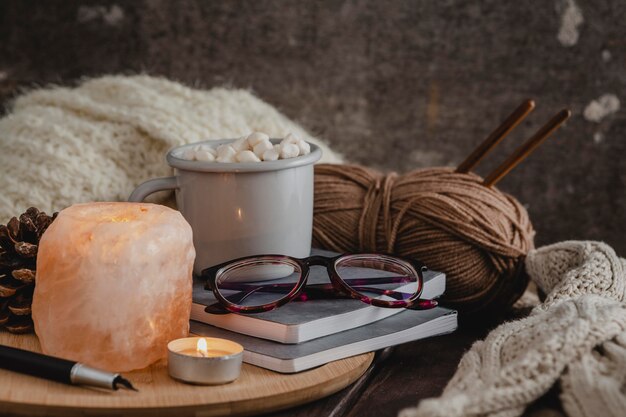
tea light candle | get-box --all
[167,337,243,384]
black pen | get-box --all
[0,344,137,391]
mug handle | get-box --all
[128,176,178,202]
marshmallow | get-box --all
[236,150,261,163]
[296,139,310,155]
[194,145,217,157]
[246,132,270,147]
[195,149,216,162]
[179,132,307,164]
[280,143,300,159]
[216,144,237,159]
[283,133,300,144]
[181,148,197,161]
[231,137,250,152]
[253,140,273,158]
[216,155,235,163]
[262,148,280,161]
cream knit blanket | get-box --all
[401,240,626,417]
[0,76,342,222]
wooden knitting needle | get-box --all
[456,99,535,173]
[483,109,571,187]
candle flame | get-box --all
[197,338,208,357]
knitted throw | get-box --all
[0,75,342,223]
[401,240,626,417]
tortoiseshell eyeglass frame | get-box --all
[201,253,438,314]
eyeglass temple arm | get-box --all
[205,287,437,315]
[298,284,413,301]
[214,275,415,292]
[224,284,273,305]
[220,284,412,306]
[217,279,420,302]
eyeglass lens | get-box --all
[334,255,419,302]
[215,257,302,307]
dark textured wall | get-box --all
[1,0,625,253]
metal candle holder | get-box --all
[167,337,243,385]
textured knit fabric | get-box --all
[400,240,626,417]
[0,75,342,222]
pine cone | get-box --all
[0,207,56,334]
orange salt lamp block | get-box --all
[32,202,196,372]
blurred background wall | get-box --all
[1,0,624,253]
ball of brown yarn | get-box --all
[312,163,535,313]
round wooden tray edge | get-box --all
[0,352,374,417]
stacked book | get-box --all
[191,250,458,373]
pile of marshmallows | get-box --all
[180,132,311,163]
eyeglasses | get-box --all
[201,253,438,314]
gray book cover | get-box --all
[191,249,446,343]
[190,306,458,373]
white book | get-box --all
[191,249,446,343]
[190,306,458,373]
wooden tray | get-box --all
[0,332,373,416]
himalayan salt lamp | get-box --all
[32,202,195,372]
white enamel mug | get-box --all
[129,139,322,275]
